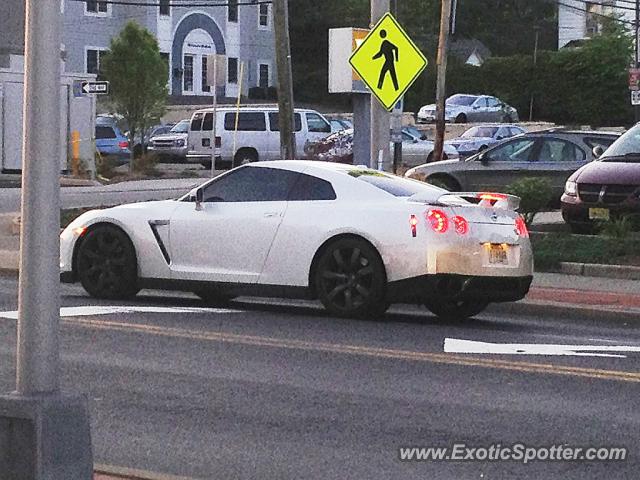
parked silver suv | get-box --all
[147,119,190,161]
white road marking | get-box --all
[444,338,640,358]
[0,305,242,320]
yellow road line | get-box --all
[63,317,640,384]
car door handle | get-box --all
[263,212,279,218]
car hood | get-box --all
[151,133,188,141]
[573,160,640,184]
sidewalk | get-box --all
[93,464,194,480]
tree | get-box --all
[101,21,168,169]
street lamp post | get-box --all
[0,1,93,478]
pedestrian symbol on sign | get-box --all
[373,30,399,91]
[349,13,427,111]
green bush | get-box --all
[505,177,553,226]
[132,152,161,176]
[95,152,116,179]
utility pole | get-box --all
[273,0,296,159]
[391,0,402,173]
[0,1,92,478]
[633,0,640,123]
[529,26,540,122]
[433,0,452,163]
[370,0,391,170]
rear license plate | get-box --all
[489,244,508,265]
[589,208,610,221]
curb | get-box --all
[560,262,640,280]
[489,299,640,324]
[94,464,196,480]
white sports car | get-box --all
[60,161,533,319]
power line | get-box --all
[560,0,635,12]
[555,0,635,26]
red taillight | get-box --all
[118,141,129,149]
[452,215,469,235]
[410,214,418,237]
[426,209,449,233]
[515,216,529,238]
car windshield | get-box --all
[599,125,640,162]
[461,127,499,139]
[171,120,190,133]
[348,169,443,198]
[446,95,476,106]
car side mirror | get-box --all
[413,138,419,144]
[592,145,605,158]
[479,153,490,166]
[195,188,204,211]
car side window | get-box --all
[402,132,414,142]
[487,97,501,107]
[486,139,536,162]
[96,126,117,139]
[223,112,267,131]
[202,167,299,202]
[475,98,488,108]
[496,127,510,139]
[537,139,586,162]
[190,113,204,132]
[269,112,302,132]
[288,173,337,201]
[306,113,331,133]
[584,137,616,150]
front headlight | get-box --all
[175,139,186,147]
[565,180,577,196]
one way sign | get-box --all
[81,81,109,95]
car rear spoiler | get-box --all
[438,192,520,211]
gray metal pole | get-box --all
[273,0,296,159]
[636,0,639,123]
[528,27,540,123]
[370,0,391,170]
[391,0,402,174]
[17,0,62,395]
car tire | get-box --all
[194,289,236,306]
[426,175,460,192]
[76,225,140,299]
[503,114,513,123]
[424,299,488,320]
[314,238,388,319]
[455,113,467,124]
[233,149,258,167]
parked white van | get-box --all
[186,106,332,168]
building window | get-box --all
[202,57,211,92]
[228,0,238,22]
[86,0,108,14]
[160,52,170,81]
[86,49,105,74]
[159,0,170,16]
[228,57,238,84]
[259,4,270,29]
[184,55,194,92]
[258,63,269,88]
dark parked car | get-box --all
[405,129,620,199]
[562,125,639,233]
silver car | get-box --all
[417,94,519,124]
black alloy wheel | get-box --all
[315,238,388,318]
[76,225,139,299]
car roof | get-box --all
[193,106,318,114]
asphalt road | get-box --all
[0,274,639,479]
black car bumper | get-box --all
[387,274,533,304]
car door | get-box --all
[269,112,304,157]
[527,137,588,199]
[469,97,488,122]
[398,131,425,167]
[465,137,538,191]
[168,166,299,284]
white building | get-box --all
[558,0,634,48]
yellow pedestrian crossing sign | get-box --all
[349,13,427,111]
